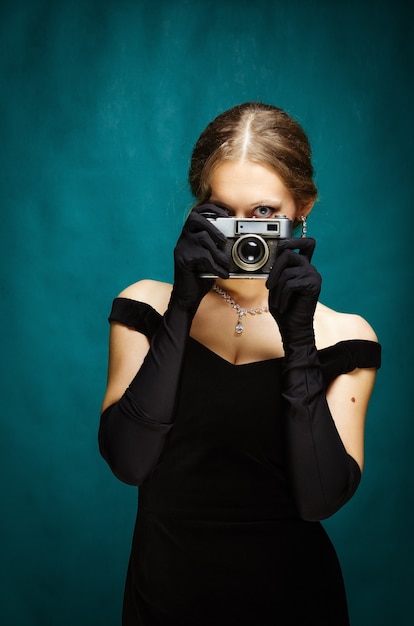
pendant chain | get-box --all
[212,284,269,335]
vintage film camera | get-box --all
[201,214,293,278]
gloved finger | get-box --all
[181,244,229,278]
[275,264,321,293]
[266,248,309,290]
[278,272,322,313]
[268,265,305,311]
[198,250,230,278]
[276,237,316,262]
[192,203,229,219]
[194,230,230,271]
[175,231,229,275]
[185,210,228,247]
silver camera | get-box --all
[201,215,293,278]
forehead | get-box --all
[209,160,292,198]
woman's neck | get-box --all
[214,277,269,308]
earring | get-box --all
[300,215,307,238]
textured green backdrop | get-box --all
[1,0,413,624]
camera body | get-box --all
[201,215,293,278]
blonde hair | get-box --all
[189,102,317,210]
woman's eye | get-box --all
[252,206,276,218]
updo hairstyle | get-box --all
[189,102,317,213]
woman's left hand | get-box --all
[266,238,321,346]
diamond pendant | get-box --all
[235,312,244,334]
[212,285,269,337]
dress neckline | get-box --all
[112,297,380,369]
[188,336,283,368]
[188,336,380,369]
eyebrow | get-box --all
[248,199,283,207]
[210,197,283,207]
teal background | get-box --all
[1,0,412,624]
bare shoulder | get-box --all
[118,279,173,315]
[315,302,378,349]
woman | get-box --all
[99,102,381,625]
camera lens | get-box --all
[232,235,269,271]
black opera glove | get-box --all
[99,205,229,487]
[266,238,321,349]
[172,204,230,311]
[266,238,361,521]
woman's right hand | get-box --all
[266,238,321,348]
[172,204,230,310]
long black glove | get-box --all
[99,205,229,485]
[267,238,361,521]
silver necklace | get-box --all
[212,284,269,335]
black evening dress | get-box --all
[107,297,381,626]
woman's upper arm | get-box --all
[319,308,380,471]
[100,280,172,414]
[326,366,378,472]
[101,322,151,414]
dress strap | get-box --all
[108,297,162,339]
[318,339,381,385]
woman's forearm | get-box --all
[282,341,361,521]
